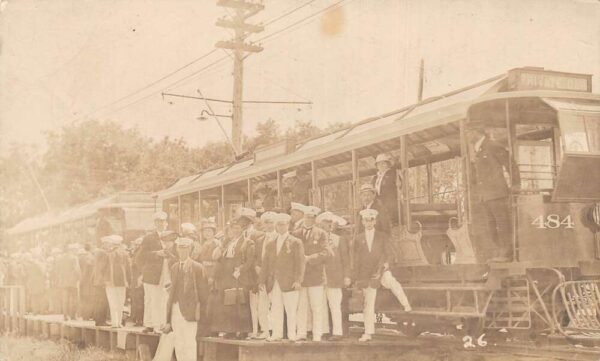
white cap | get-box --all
[359,208,379,219]
[175,237,193,247]
[101,235,113,244]
[359,183,376,194]
[273,213,292,223]
[239,207,257,219]
[375,153,393,164]
[109,235,123,244]
[260,211,277,222]
[153,211,168,221]
[181,222,196,234]
[132,237,144,246]
[303,206,321,217]
[316,211,348,226]
[290,202,305,213]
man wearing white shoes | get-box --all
[292,205,329,342]
[354,209,411,342]
[259,213,304,342]
[317,211,351,341]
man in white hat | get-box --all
[103,235,131,328]
[135,210,172,333]
[160,237,208,361]
[372,153,399,224]
[292,205,329,342]
[354,209,411,342]
[317,211,351,341]
[289,202,305,232]
[259,213,304,341]
[357,183,391,235]
[237,208,270,340]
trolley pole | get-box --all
[216,0,264,154]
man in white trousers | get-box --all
[292,205,329,342]
[259,213,305,342]
[353,209,411,342]
[157,237,208,361]
[134,211,173,333]
[317,211,351,341]
[103,235,131,328]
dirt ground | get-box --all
[0,335,128,361]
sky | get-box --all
[1,0,599,154]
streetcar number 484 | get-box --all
[531,214,575,229]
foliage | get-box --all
[0,118,350,232]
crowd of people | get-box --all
[1,153,417,361]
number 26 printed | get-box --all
[531,214,575,229]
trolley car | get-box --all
[157,67,600,341]
[5,192,156,250]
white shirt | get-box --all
[225,236,242,258]
[374,169,389,195]
[365,228,375,252]
[276,232,289,254]
[474,135,486,153]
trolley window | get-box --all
[559,111,600,154]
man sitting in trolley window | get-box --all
[467,124,520,263]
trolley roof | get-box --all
[157,68,600,200]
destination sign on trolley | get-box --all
[507,67,592,92]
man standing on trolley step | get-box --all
[371,153,399,225]
[135,211,171,333]
[467,125,520,263]
[259,213,305,342]
[354,209,411,342]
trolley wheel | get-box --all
[137,343,152,361]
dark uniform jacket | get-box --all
[192,239,220,279]
[259,233,305,293]
[356,198,392,235]
[353,229,390,289]
[214,235,256,289]
[472,138,520,202]
[324,232,351,289]
[102,249,132,287]
[166,259,208,323]
[135,231,173,285]
[292,225,329,287]
[54,253,81,288]
[371,168,399,223]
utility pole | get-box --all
[216,0,264,154]
[417,59,425,102]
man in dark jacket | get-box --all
[468,127,520,262]
[354,209,410,342]
[259,213,305,342]
[317,211,351,341]
[356,183,391,235]
[161,237,208,361]
[135,211,170,333]
[371,153,400,225]
[292,205,329,342]
[55,244,81,321]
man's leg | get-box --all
[362,287,377,338]
[307,286,324,341]
[172,304,197,361]
[282,289,299,341]
[249,290,259,336]
[268,281,284,340]
[488,197,512,259]
[143,283,154,328]
[296,287,309,339]
[153,286,169,331]
[380,271,411,311]
[115,287,126,327]
[322,288,330,335]
[257,288,270,336]
[105,286,117,326]
[326,287,343,336]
